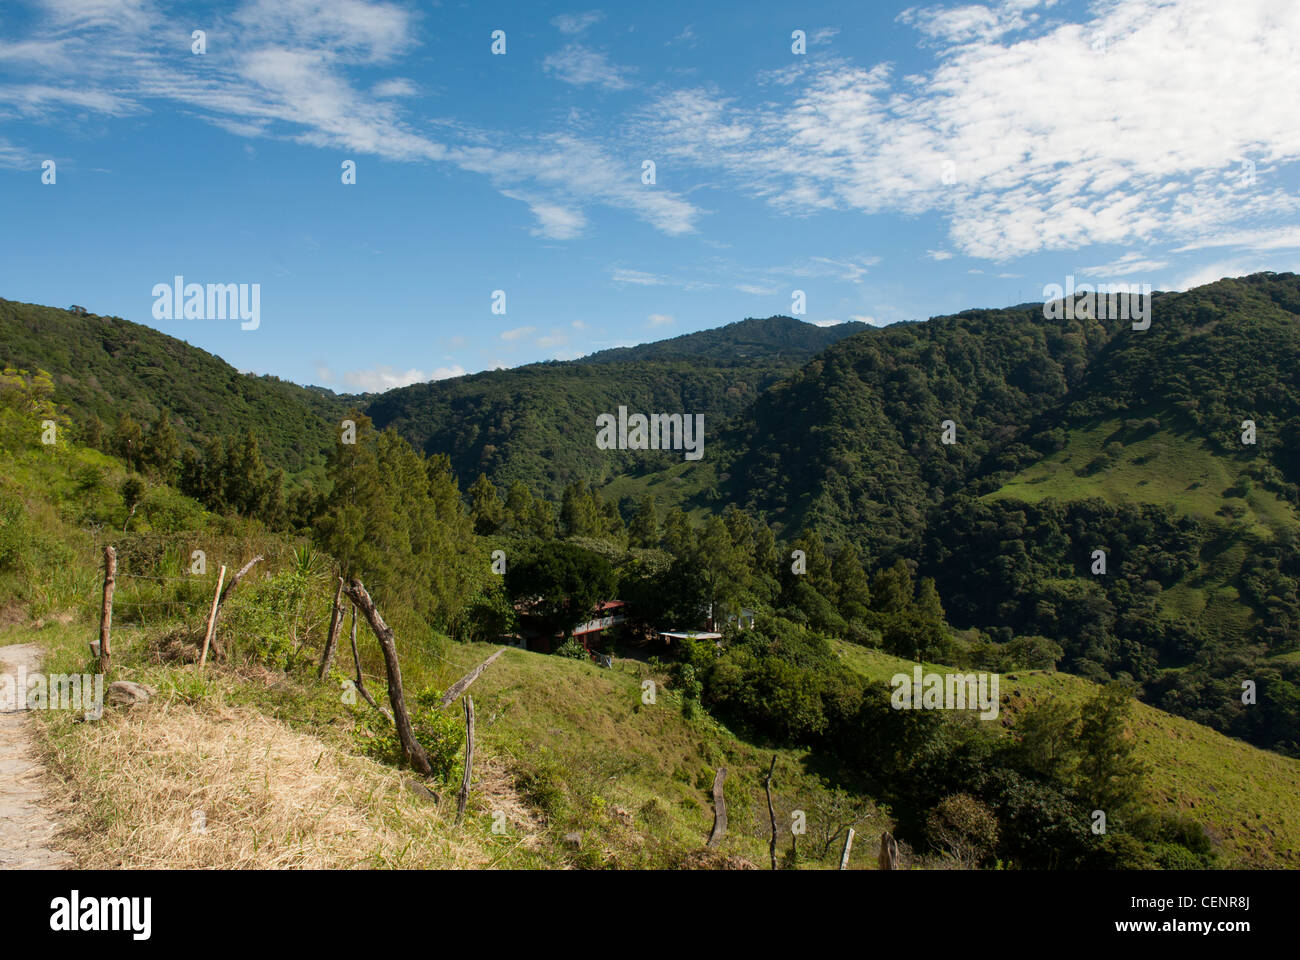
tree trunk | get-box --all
[878,831,900,870]
[345,579,432,777]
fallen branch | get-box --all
[439,648,506,708]
[209,554,262,659]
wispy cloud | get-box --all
[552,11,605,35]
[542,43,633,90]
[635,0,1300,261]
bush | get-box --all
[0,489,29,572]
[554,637,589,660]
[926,793,999,867]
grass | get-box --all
[988,415,1296,537]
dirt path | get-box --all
[0,643,70,868]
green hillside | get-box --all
[362,316,866,501]
[0,298,343,478]
[829,640,1300,867]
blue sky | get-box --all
[2,0,1300,391]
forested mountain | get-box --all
[0,301,862,499]
[305,316,864,499]
[0,298,342,477]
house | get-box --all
[513,598,627,653]
[570,600,628,650]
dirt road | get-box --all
[0,643,70,868]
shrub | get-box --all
[358,688,464,782]
[554,637,589,660]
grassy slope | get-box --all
[3,443,879,869]
[985,413,1295,640]
[830,640,1300,867]
[988,415,1296,537]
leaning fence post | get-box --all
[318,577,345,680]
[839,827,855,870]
[456,695,476,826]
[96,545,116,673]
[199,565,226,672]
[345,578,433,777]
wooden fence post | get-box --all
[839,827,855,870]
[707,767,727,847]
[456,695,475,825]
[345,578,433,777]
[198,565,226,672]
[317,577,345,680]
[764,754,778,870]
[878,831,900,870]
[97,546,116,673]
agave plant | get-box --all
[291,544,326,580]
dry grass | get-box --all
[41,696,491,869]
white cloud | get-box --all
[1169,258,1300,292]
[926,249,954,261]
[647,313,675,327]
[500,326,536,341]
[1081,253,1169,277]
[233,0,415,63]
[636,0,1300,261]
[338,364,463,392]
[372,77,416,97]
[542,43,633,90]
